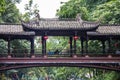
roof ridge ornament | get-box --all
[76,13,83,23]
[35,11,40,21]
[35,12,40,26]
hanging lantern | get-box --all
[114,43,119,48]
[74,36,78,40]
[44,36,48,40]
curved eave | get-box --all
[87,32,120,36]
[22,21,99,31]
[82,21,99,31]
[0,32,35,36]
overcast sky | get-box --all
[16,0,69,18]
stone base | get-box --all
[31,55,36,58]
[44,55,48,58]
[7,55,11,58]
[72,55,77,58]
[85,55,89,58]
[108,55,112,58]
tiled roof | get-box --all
[87,25,120,36]
[0,24,35,36]
[22,18,99,31]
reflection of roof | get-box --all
[22,18,99,31]
[87,25,120,36]
[0,23,35,36]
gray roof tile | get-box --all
[22,19,99,31]
[87,25,120,36]
[0,24,35,35]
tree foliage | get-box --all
[22,0,39,21]
[0,0,29,55]
[57,0,120,24]
[92,0,120,24]
[56,0,120,53]
[0,0,21,23]
[0,0,5,13]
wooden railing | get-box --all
[0,48,120,58]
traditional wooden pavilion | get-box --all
[87,25,120,53]
[0,23,35,57]
[0,14,120,57]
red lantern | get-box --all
[74,36,79,40]
[44,36,48,40]
[114,43,119,47]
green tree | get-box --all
[0,0,5,13]
[92,0,120,24]
[56,0,120,53]
[0,0,21,23]
[22,0,39,21]
[0,0,30,56]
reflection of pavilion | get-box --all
[0,14,120,57]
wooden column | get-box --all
[8,38,11,56]
[108,38,111,53]
[102,40,105,54]
[69,36,73,55]
[44,37,47,55]
[81,37,84,54]
[42,36,47,56]
[85,36,88,53]
[30,38,34,56]
[74,38,76,54]
[42,36,44,55]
